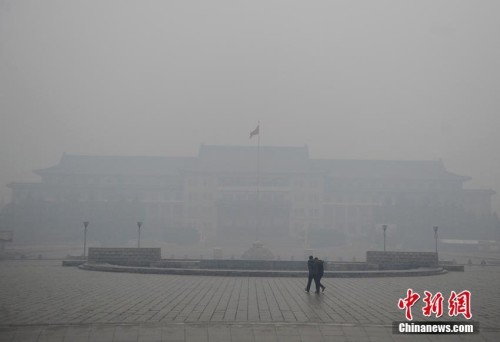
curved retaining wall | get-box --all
[79,263,447,278]
[150,259,379,271]
[88,248,161,267]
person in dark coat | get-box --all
[305,255,317,293]
[314,257,326,293]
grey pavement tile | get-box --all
[424,336,460,342]
[345,335,371,342]
[113,325,139,342]
[38,326,66,342]
[363,326,392,333]
[367,333,396,342]
[276,335,301,342]
[462,333,496,342]
[275,325,300,336]
[138,325,162,342]
[304,338,328,342]
[185,325,207,336]
[362,326,394,342]
[297,325,322,337]
[184,336,208,342]
[480,331,500,342]
[184,325,208,342]
[342,325,369,334]
[162,325,185,341]
[254,336,278,342]
[1,261,500,342]
[318,326,345,336]
[367,335,395,342]
[137,335,162,342]
[253,332,278,342]
[207,324,231,342]
[230,325,254,342]
[63,325,91,342]
[0,328,16,342]
[10,327,43,342]
[391,334,431,342]
[88,325,116,342]
[252,325,278,342]
[252,324,276,334]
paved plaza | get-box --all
[0,260,499,341]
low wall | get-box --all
[88,248,161,267]
[200,259,305,270]
[83,250,437,270]
[62,260,86,267]
[366,251,438,270]
[328,262,379,271]
[150,260,200,269]
[198,260,378,271]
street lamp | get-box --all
[137,221,143,248]
[433,226,439,255]
[304,226,308,249]
[83,221,89,257]
[382,224,387,252]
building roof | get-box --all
[34,154,196,176]
[311,159,471,181]
[194,145,311,174]
[463,188,496,195]
[32,146,470,182]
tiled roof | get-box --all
[35,154,196,176]
[32,146,470,181]
[195,145,310,173]
[311,159,470,181]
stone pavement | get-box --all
[0,260,499,341]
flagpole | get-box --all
[249,122,261,242]
[256,121,260,242]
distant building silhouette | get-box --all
[3,145,499,247]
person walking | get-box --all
[305,255,317,293]
[314,257,326,293]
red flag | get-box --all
[249,125,259,139]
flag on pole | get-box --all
[249,125,259,139]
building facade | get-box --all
[3,145,499,247]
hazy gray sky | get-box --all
[1,0,499,212]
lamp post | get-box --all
[382,224,387,252]
[434,226,439,255]
[304,226,308,249]
[137,221,143,248]
[83,221,89,257]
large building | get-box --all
[3,145,499,247]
